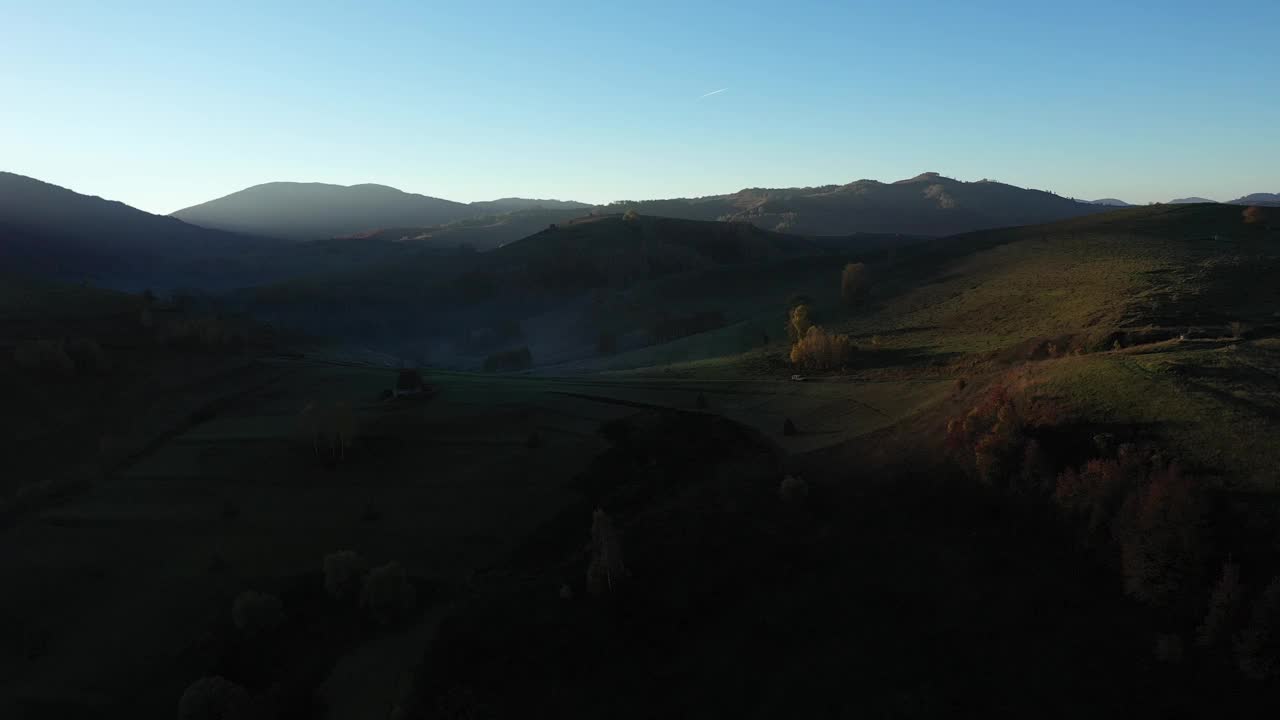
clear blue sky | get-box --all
[2,0,1276,214]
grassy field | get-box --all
[4,203,1280,717]
[0,352,954,717]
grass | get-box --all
[4,202,1280,716]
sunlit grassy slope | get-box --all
[590,203,1280,485]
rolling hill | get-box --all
[1229,192,1280,206]
[0,172,282,291]
[171,182,478,241]
[336,207,597,251]
[611,172,1110,236]
[1084,198,1132,206]
[466,197,593,214]
[170,172,1116,246]
[247,214,842,366]
[1170,196,1218,204]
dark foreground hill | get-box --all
[0,173,294,291]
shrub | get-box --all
[623,209,639,222]
[779,475,808,502]
[789,325,856,372]
[586,508,628,596]
[178,676,252,720]
[324,550,369,601]
[232,591,283,635]
[1243,205,1266,225]
[362,561,417,624]
[841,262,868,307]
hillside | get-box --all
[247,214,836,366]
[1230,192,1280,206]
[0,173,279,291]
[613,172,1109,236]
[1170,197,1217,204]
[171,182,476,241]
[337,207,596,251]
[466,197,593,214]
[1085,198,1132,206]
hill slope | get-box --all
[0,172,279,291]
[248,214,835,365]
[613,172,1109,236]
[466,197,593,214]
[171,182,476,241]
[1229,192,1280,206]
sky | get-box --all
[2,0,1277,214]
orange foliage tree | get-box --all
[946,387,1028,487]
[1115,463,1206,608]
[789,325,856,372]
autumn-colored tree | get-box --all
[622,209,640,222]
[789,325,856,371]
[1117,463,1205,607]
[946,387,1027,487]
[1243,205,1265,225]
[586,508,628,595]
[1197,559,1243,649]
[841,262,868,307]
[786,304,812,345]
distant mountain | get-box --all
[609,172,1110,237]
[1228,193,1280,207]
[1084,198,1132,207]
[0,172,279,291]
[467,198,593,214]
[1169,197,1218,204]
[172,182,476,241]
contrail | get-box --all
[698,87,728,99]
